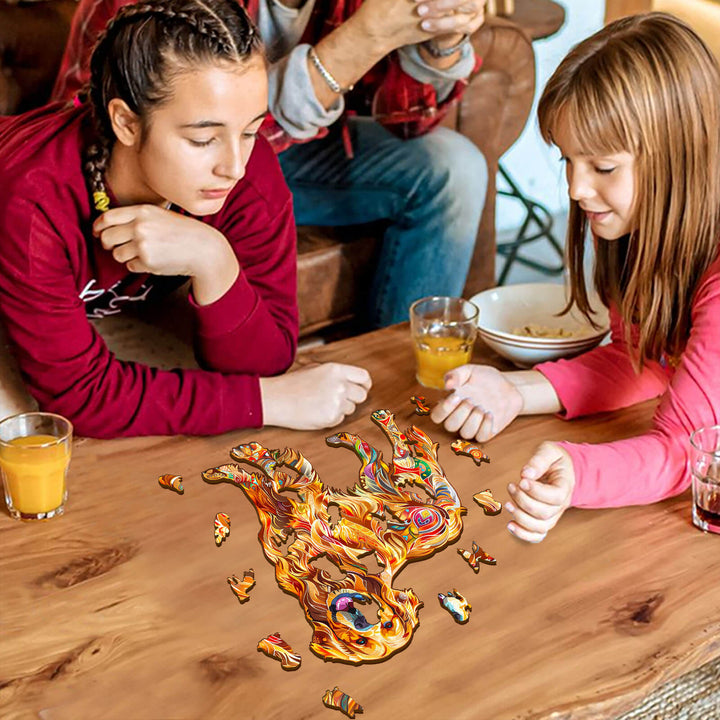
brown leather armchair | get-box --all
[0,0,535,336]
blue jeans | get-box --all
[279,117,488,328]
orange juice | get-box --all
[414,336,472,389]
[0,434,70,516]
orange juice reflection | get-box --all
[0,434,70,516]
[414,336,472,389]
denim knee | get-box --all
[409,127,488,226]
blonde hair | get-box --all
[538,12,720,369]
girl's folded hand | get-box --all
[505,441,575,543]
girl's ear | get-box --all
[107,98,141,147]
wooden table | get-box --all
[2,325,719,720]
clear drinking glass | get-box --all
[0,412,73,520]
[410,296,479,390]
[689,425,720,534]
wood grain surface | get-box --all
[1,325,719,720]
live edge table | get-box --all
[1,324,719,720]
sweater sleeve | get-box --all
[535,305,669,419]
[0,193,292,439]
[556,264,720,508]
[190,180,298,376]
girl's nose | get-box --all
[217,144,245,181]
[568,168,594,202]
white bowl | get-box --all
[469,283,610,368]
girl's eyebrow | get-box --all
[180,110,269,130]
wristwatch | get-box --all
[421,33,470,58]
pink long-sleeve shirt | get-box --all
[0,104,298,438]
[535,255,720,508]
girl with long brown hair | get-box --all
[432,12,720,541]
[0,0,370,437]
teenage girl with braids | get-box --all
[430,13,720,542]
[0,0,370,437]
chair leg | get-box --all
[496,163,565,285]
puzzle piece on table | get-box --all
[227,570,255,603]
[257,632,301,670]
[458,541,496,572]
[438,589,471,624]
[158,474,184,494]
[472,489,502,516]
[322,687,364,718]
[410,395,430,415]
[214,512,230,546]
[450,439,490,465]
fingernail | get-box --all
[519,479,530,491]
[507,482,516,493]
[417,4,428,14]
[505,502,515,513]
[522,467,538,480]
[421,19,432,30]
[507,523,516,534]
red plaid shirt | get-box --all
[52,0,481,152]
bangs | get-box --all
[539,59,639,158]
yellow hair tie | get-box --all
[93,191,110,212]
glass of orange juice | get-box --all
[0,412,72,520]
[410,296,479,390]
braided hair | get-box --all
[84,0,263,212]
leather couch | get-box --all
[0,0,536,337]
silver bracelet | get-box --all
[308,46,353,95]
[421,34,471,58]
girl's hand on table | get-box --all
[94,205,238,304]
[260,363,372,430]
[506,442,575,543]
[430,364,523,442]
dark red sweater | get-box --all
[0,104,298,438]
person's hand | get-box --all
[94,204,238,304]
[415,0,486,47]
[352,0,437,51]
[94,204,236,280]
[506,442,575,543]
[430,364,523,442]
[260,363,372,430]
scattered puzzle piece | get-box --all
[227,570,255,602]
[458,541,496,572]
[322,687,364,718]
[158,474,184,494]
[214,512,230,546]
[450,439,490,465]
[438,589,471,624]
[257,632,301,670]
[410,395,430,415]
[472,489,502,516]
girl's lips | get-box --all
[200,188,232,199]
[585,210,611,222]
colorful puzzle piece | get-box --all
[410,395,430,415]
[438,589,471,624]
[202,409,466,664]
[214,512,230,546]
[158,474,184,494]
[458,541,496,572]
[227,570,255,603]
[322,687,364,718]
[472,489,502,516]
[257,632,301,670]
[450,439,490,465]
